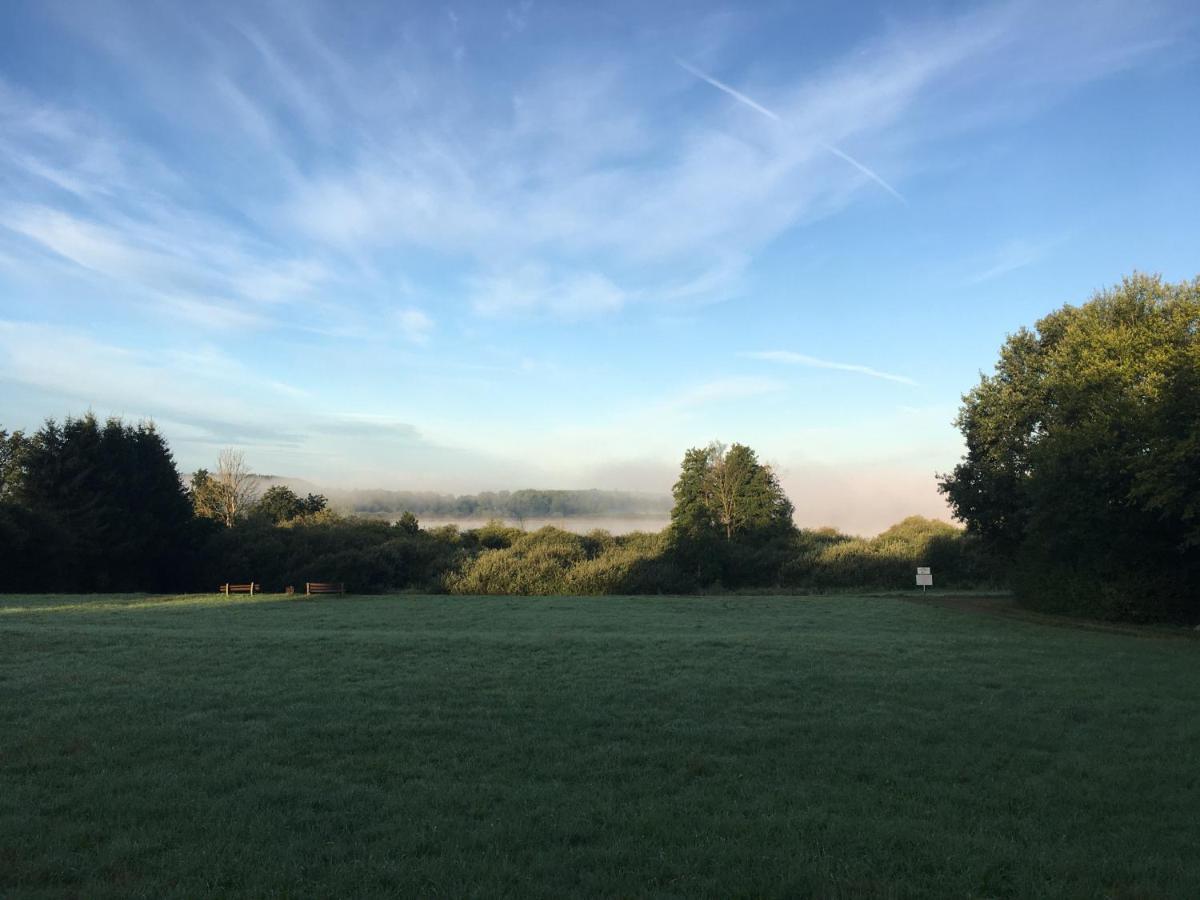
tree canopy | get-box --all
[0,412,997,594]
[253,485,328,524]
[669,442,796,585]
[938,273,1200,620]
[0,414,194,591]
[190,449,258,527]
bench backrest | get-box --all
[221,582,259,594]
[305,582,346,594]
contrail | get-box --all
[744,350,918,386]
[674,57,906,204]
[818,142,907,204]
[673,57,781,122]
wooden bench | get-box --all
[220,582,259,595]
[305,582,346,596]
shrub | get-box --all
[781,517,994,590]
[446,527,691,595]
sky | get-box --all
[1,0,1198,534]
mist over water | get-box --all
[405,515,673,535]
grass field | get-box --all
[2,593,1197,898]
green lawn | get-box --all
[1,593,1197,898]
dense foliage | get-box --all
[0,415,195,591]
[444,527,692,595]
[668,442,797,586]
[939,273,1200,621]
[442,516,987,595]
[196,517,462,593]
[3,416,989,595]
[252,485,330,525]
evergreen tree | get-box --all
[10,414,193,590]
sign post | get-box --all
[916,566,932,593]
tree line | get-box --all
[342,488,671,520]
[3,272,1195,620]
[0,418,990,595]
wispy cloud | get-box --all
[468,266,628,319]
[745,351,918,386]
[673,57,907,203]
[395,307,434,344]
[4,203,329,331]
[962,237,1063,285]
[0,320,303,440]
[159,295,271,331]
[0,320,479,480]
[669,376,785,409]
[4,0,1173,330]
[7,206,158,278]
[0,0,1189,498]
[504,1,534,37]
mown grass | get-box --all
[1,593,1197,898]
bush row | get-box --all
[3,492,994,595]
[191,514,993,595]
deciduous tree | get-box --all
[193,449,257,527]
[938,272,1200,620]
[669,441,796,585]
[0,429,27,501]
[256,485,305,524]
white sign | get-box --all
[916,567,932,587]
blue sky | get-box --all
[1,0,1198,532]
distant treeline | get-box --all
[340,488,672,519]
[5,273,1196,623]
[0,416,994,596]
[197,514,993,597]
